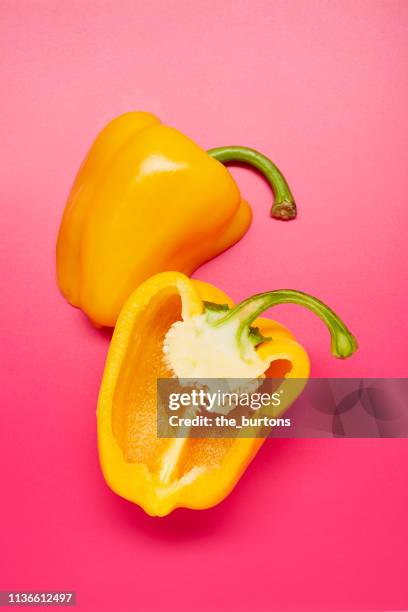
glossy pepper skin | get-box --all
[56,112,296,327]
[97,272,357,517]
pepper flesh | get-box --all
[97,272,356,516]
[57,111,296,327]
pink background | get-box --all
[1,1,408,610]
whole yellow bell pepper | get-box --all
[97,272,357,516]
[56,111,297,327]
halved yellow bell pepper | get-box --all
[56,111,297,327]
[97,272,357,516]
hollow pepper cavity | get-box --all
[56,111,297,327]
[97,272,357,516]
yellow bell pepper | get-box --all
[97,272,357,516]
[56,111,297,327]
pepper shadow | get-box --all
[97,438,296,543]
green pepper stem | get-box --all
[207,146,296,220]
[212,289,358,359]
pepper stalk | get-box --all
[206,289,358,360]
[208,146,297,220]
